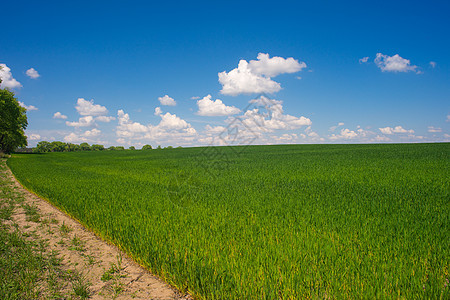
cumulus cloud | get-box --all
[27,133,41,140]
[428,126,442,133]
[446,115,450,122]
[66,116,95,127]
[53,112,68,119]
[232,96,311,132]
[191,96,201,100]
[197,95,241,116]
[83,128,101,137]
[19,101,38,111]
[329,122,345,131]
[63,129,104,143]
[117,110,148,135]
[379,126,414,135]
[219,60,281,96]
[374,53,419,73]
[429,61,436,68]
[247,53,306,77]
[95,116,115,122]
[63,133,81,143]
[116,109,197,144]
[75,98,108,116]
[158,112,191,130]
[204,124,227,135]
[158,95,176,106]
[154,107,163,116]
[26,68,40,79]
[328,126,377,142]
[329,128,358,140]
[218,53,305,96]
[359,57,369,64]
[0,64,22,89]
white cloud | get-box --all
[95,116,115,122]
[75,98,108,116]
[66,116,95,127]
[158,95,176,106]
[329,128,358,140]
[191,96,201,100]
[0,64,22,89]
[359,57,369,64]
[374,53,419,73]
[204,124,226,135]
[233,96,311,132]
[218,53,305,96]
[116,109,197,145]
[19,101,38,111]
[197,95,241,116]
[247,53,306,77]
[428,126,442,133]
[373,135,391,142]
[26,68,40,79]
[53,112,68,119]
[219,60,281,96]
[64,129,104,143]
[446,115,450,122]
[117,110,148,136]
[158,112,191,130]
[63,133,81,143]
[83,128,101,137]
[154,107,163,115]
[27,133,41,140]
[270,133,300,143]
[429,61,436,68]
[329,122,345,131]
[379,126,414,135]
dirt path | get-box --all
[2,160,190,300]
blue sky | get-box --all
[1,0,449,147]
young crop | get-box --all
[7,143,450,299]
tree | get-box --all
[142,144,152,150]
[128,146,136,150]
[0,86,28,153]
[65,143,80,152]
[91,144,105,151]
[33,141,52,153]
[80,142,91,151]
[156,145,162,150]
[50,141,66,152]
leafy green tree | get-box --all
[142,144,152,150]
[80,142,91,151]
[156,145,162,150]
[65,143,80,152]
[0,87,28,153]
[50,141,66,152]
[165,146,173,149]
[91,144,105,151]
[33,141,52,153]
[107,146,116,151]
[115,146,125,150]
[129,146,136,150]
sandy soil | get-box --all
[3,162,191,300]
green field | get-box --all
[7,143,450,299]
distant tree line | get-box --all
[32,141,179,153]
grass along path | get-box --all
[0,158,188,299]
